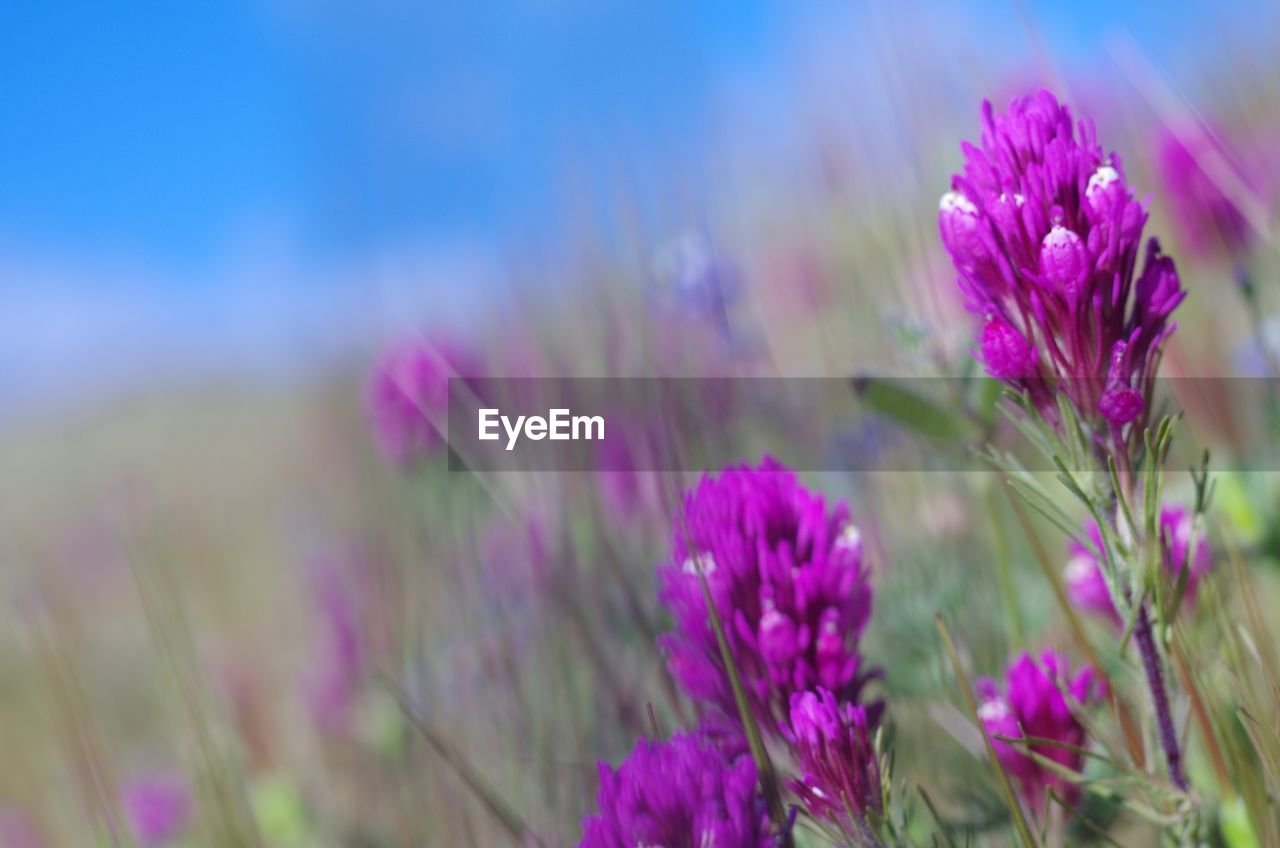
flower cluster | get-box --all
[785,688,882,832]
[978,650,1102,818]
[939,90,1185,433]
[658,457,876,737]
[365,340,478,466]
[577,732,774,848]
[1065,505,1212,626]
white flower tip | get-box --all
[979,698,1011,722]
[1175,515,1194,545]
[1044,224,1081,246]
[682,553,716,576]
[1088,165,1121,191]
[836,524,862,553]
[940,191,977,215]
[1064,554,1097,585]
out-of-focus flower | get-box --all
[300,557,366,734]
[121,772,194,847]
[659,457,876,737]
[593,427,660,524]
[577,732,773,848]
[978,650,1102,818]
[480,508,553,622]
[1155,123,1266,259]
[0,808,44,848]
[651,232,741,339]
[365,340,478,466]
[1065,506,1212,625]
[483,509,551,588]
[939,90,1185,433]
[785,688,882,832]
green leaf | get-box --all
[1221,794,1261,848]
[852,377,974,442]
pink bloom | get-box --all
[1155,123,1269,259]
[365,340,479,466]
[300,555,366,734]
[981,316,1038,380]
[785,688,881,833]
[0,808,43,848]
[578,732,773,848]
[121,772,193,847]
[978,650,1103,818]
[659,458,876,738]
[939,91,1185,433]
[1065,506,1212,625]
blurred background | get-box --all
[3,1,1280,845]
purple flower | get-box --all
[300,556,366,734]
[0,808,43,848]
[978,650,1103,818]
[577,732,774,848]
[121,772,193,847]
[365,340,478,466]
[981,316,1037,381]
[651,232,742,343]
[659,457,876,738]
[939,90,1185,432]
[1065,506,1212,626]
[785,688,881,832]
[480,509,552,613]
[593,426,661,522]
[1155,124,1261,259]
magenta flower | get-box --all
[939,90,1185,433]
[480,509,552,611]
[593,427,660,523]
[658,457,876,738]
[1065,506,1212,626]
[0,808,43,848]
[978,650,1103,818]
[785,688,881,832]
[300,557,366,734]
[1155,124,1261,259]
[577,732,774,848]
[121,772,194,847]
[365,340,478,466]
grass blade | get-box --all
[389,681,542,846]
[936,613,1038,848]
[692,562,794,847]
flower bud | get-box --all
[785,688,882,826]
[981,317,1037,380]
[760,607,798,667]
[1040,225,1089,297]
[939,191,984,262]
[1085,165,1127,219]
[1100,339,1144,425]
[1100,387,1143,424]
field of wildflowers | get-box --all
[5,5,1280,847]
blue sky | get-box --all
[0,0,784,267]
[0,0,1274,418]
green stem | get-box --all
[693,564,794,847]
